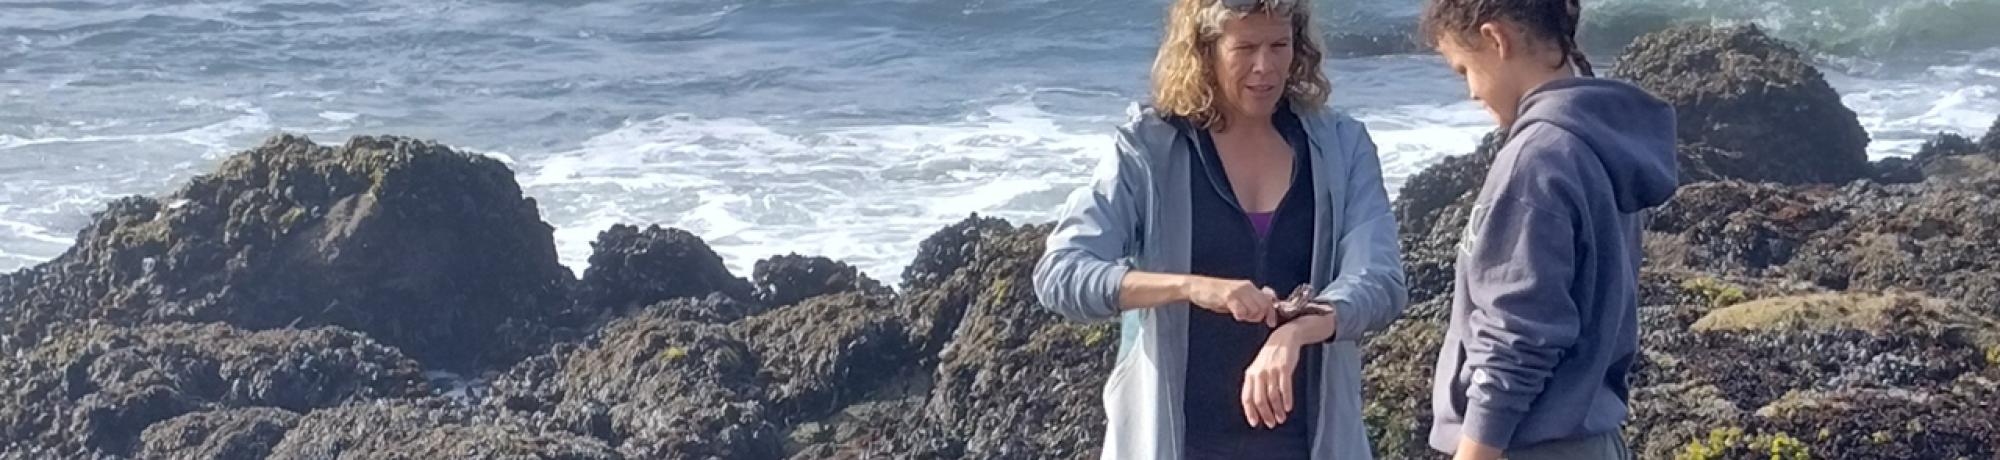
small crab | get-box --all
[1274,283,1334,324]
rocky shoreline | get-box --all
[4,24,1998,459]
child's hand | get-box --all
[1452,437,1503,460]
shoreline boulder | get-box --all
[573,224,756,319]
[0,134,574,370]
[752,254,892,309]
[1612,25,1873,184]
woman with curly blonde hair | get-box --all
[1033,0,1407,458]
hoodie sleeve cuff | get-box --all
[1091,263,1130,319]
[1330,295,1368,342]
[1462,399,1527,451]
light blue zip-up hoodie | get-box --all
[1033,102,1409,459]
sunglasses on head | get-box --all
[1220,0,1290,11]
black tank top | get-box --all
[1179,105,1323,459]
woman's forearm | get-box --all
[1274,312,1337,345]
[1117,271,1195,310]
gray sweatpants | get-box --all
[1506,432,1633,460]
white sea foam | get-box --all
[318,111,360,122]
[520,96,1117,282]
[0,99,274,157]
[1838,82,2000,158]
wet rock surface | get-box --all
[135,407,299,459]
[266,399,621,459]
[0,323,427,458]
[484,306,779,459]
[733,292,909,423]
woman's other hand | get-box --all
[1241,326,1303,428]
[1185,276,1275,324]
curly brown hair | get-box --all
[1418,0,1594,76]
[1151,0,1330,132]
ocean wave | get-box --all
[1318,0,2000,58]
[517,93,1118,281]
[0,99,273,155]
[0,189,127,273]
[1584,0,2000,57]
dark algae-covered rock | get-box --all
[484,305,779,459]
[136,407,299,459]
[0,323,427,458]
[1611,24,1873,185]
[265,399,621,459]
[0,135,573,370]
[574,224,756,317]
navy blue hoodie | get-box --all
[1429,78,1678,452]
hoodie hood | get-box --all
[1511,78,1679,212]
